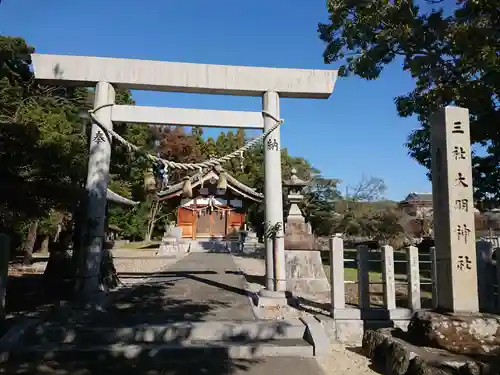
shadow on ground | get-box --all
[5,348,261,375]
[1,261,298,375]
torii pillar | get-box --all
[263,91,286,292]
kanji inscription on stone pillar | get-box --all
[430,106,479,313]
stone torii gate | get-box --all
[31,54,337,298]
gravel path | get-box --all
[317,345,379,375]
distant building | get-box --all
[398,192,490,235]
[398,192,433,217]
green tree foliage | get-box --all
[328,175,405,246]
[318,0,500,205]
[0,36,88,250]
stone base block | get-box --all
[257,289,288,308]
[285,250,330,295]
[331,308,413,321]
[315,313,412,346]
[300,315,331,356]
[335,320,364,344]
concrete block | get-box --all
[331,308,361,320]
[285,250,330,295]
[257,289,288,308]
[316,316,337,344]
[300,315,331,356]
[335,320,364,344]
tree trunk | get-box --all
[22,220,38,266]
[40,235,50,253]
[145,199,161,242]
[100,241,120,290]
[0,234,11,319]
[43,231,74,298]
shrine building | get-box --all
[157,166,263,240]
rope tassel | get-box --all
[217,171,227,190]
[182,176,193,198]
[144,169,156,192]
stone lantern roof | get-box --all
[283,168,308,193]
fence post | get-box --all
[357,245,370,309]
[381,245,396,310]
[496,250,500,312]
[329,235,345,316]
[0,233,10,319]
[406,245,421,310]
[430,247,439,309]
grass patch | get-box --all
[323,265,382,283]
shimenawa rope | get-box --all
[88,104,283,171]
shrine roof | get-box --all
[401,192,433,202]
[157,167,263,202]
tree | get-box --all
[0,36,88,263]
[302,176,342,236]
[346,175,387,202]
[333,175,398,240]
[318,0,500,205]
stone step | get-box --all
[6,338,314,361]
[25,320,307,346]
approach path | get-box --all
[91,252,256,325]
[1,253,331,375]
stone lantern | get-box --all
[282,169,330,296]
[283,168,313,249]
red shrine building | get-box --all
[157,166,263,240]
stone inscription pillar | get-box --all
[430,106,479,313]
[262,91,285,292]
[81,81,115,296]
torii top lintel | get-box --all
[31,54,337,99]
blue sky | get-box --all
[0,0,433,200]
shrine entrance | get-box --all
[178,206,243,240]
[160,167,261,240]
[195,210,225,239]
[31,53,336,294]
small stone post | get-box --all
[357,245,370,309]
[330,235,345,315]
[262,91,285,292]
[430,106,479,312]
[0,234,10,319]
[82,81,115,296]
[406,246,421,310]
[381,245,396,311]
